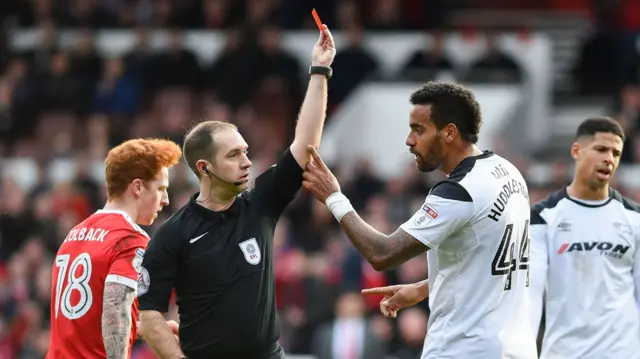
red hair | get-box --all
[105,138,182,200]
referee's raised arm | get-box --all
[289,24,336,168]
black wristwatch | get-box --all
[309,65,332,79]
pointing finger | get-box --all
[307,145,327,169]
[361,287,396,296]
[304,162,316,172]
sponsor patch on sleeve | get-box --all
[413,204,439,227]
[132,248,145,273]
[421,204,439,219]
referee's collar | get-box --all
[188,193,241,220]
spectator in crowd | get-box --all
[311,292,387,359]
[399,30,453,81]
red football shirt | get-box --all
[47,209,149,359]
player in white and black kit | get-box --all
[529,117,640,359]
[302,82,537,359]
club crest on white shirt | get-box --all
[239,238,261,265]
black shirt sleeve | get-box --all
[253,147,303,218]
[138,220,181,313]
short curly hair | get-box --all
[409,82,482,144]
[105,138,182,200]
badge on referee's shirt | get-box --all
[239,238,261,265]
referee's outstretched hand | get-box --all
[136,319,180,344]
[362,283,428,318]
[302,145,341,203]
[311,24,337,67]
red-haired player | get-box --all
[46,139,183,359]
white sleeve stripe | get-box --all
[105,274,138,289]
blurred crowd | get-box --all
[2,0,449,31]
[1,0,640,359]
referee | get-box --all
[137,25,336,359]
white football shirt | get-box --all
[529,187,640,359]
[400,151,537,359]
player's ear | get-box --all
[132,179,144,196]
[443,123,457,143]
[570,142,581,161]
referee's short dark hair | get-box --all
[409,81,482,144]
[183,121,238,178]
[576,117,625,142]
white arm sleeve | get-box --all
[529,209,548,336]
[633,231,640,315]
[400,181,474,248]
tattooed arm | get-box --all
[338,182,475,271]
[102,282,136,359]
[302,147,473,272]
[339,211,429,271]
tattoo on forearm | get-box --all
[102,282,135,359]
[340,212,428,270]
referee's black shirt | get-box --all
[138,148,303,359]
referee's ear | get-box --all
[196,160,211,177]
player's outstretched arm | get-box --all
[102,282,136,359]
[361,280,429,318]
[139,310,184,359]
[289,24,336,168]
[303,146,429,270]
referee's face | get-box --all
[407,104,443,173]
[212,129,252,191]
[574,132,623,188]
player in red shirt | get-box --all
[47,138,183,359]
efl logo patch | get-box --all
[421,204,438,219]
[239,238,261,265]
